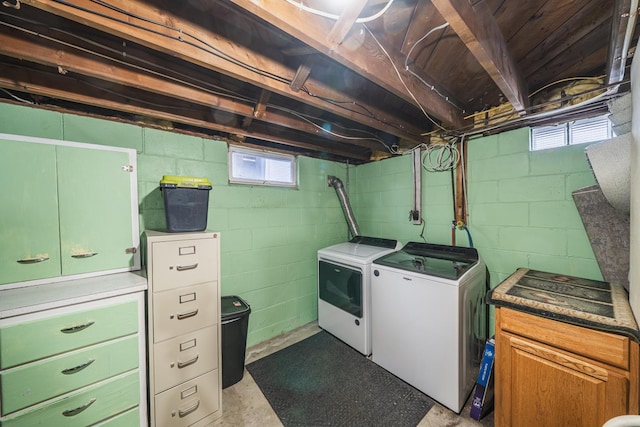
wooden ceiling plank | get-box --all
[0,27,371,146]
[606,0,637,86]
[431,0,529,112]
[228,0,466,128]
[400,1,444,57]
[19,0,423,142]
[0,64,370,161]
[327,0,369,46]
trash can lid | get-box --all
[221,295,251,319]
[160,175,212,189]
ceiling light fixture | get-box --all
[285,0,394,23]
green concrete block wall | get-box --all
[0,102,603,344]
[468,128,600,283]
[0,103,347,347]
[354,128,600,333]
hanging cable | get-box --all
[364,25,448,132]
[421,142,459,172]
[403,22,462,111]
[0,87,33,104]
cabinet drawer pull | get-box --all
[177,355,199,369]
[176,263,198,271]
[61,358,95,375]
[177,309,199,320]
[178,400,200,418]
[71,252,98,258]
[16,256,49,264]
[62,397,96,417]
[60,321,95,334]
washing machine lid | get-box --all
[373,242,479,280]
[318,236,402,264]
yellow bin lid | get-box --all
[160,175,212,189]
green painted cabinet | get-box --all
[0,292,146,427]
[57,146,135,276]
[0,135,139,286]
[0,140,61,284]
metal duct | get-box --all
[328,175,361,238]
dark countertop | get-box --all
[489,268,640,342]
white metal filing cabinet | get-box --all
[145,230,222,427]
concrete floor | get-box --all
[212,322,495,427]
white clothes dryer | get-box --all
[317,236,402,355]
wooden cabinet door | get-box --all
[56,146,135,276]
[498,332,629,427]
[0,139,61,285]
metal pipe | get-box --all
[327,175,361,238]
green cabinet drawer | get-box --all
[1,335,139,415]
[0,301,138,369]
[93,407,139,426]
[0,371,139,427]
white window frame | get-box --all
[228,145,297,187]
[530,114,614,151]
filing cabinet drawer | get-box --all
[153,326,218,393]
[150,238,218,292]
[152,283,217,343]
[154,369,219,427]
[0,301,138,369]
[0,371,139,427]
[1,335,138,415]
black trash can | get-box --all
[221,295,251,389]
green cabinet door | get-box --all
[56,146,135,276]
[0,140,61,285]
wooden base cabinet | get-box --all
[145,230,222,426]
[495,307,640,427]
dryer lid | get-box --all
[373,242,479,280]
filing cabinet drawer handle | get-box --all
[177,354,199,369]
[62,358,96,375]
[176,263,198,271]
[60,321,95,334]
[16,256,49,264]
[70,252,98,258]
[178,400,200,418]
[62,397,97,417]
[177,309,199,320]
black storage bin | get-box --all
[159,175,212,232]
[221,295,251,388]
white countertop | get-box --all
[0,272,148,319]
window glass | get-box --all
[229,146,297,187]
[530,114,613,151]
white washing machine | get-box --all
[318,236,402,355]
[371,242,487,413]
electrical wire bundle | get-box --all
[421,142,459,172]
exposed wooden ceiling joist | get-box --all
[20,0,424,143]
[0,0,633,162]
[431,0,529,112]
[228,0,467,128]
[0,62,371,161]
[0,25,380,152]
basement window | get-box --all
[530,115,614,151]
[228,146,297,187]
